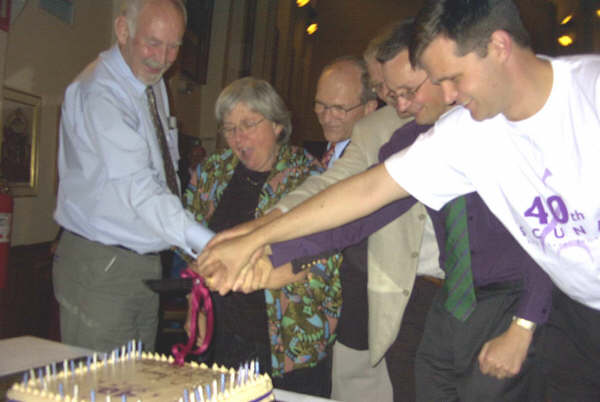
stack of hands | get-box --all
[190,220,273,296]
[184,217,298,347]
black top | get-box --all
[208,162,271,367]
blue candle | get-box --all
[91,389,96,402]
[220,373,225,393]
[121,394,127,402]
[183,388,189,402]
[194,387,201,402]
[70,360,75,373]
[205,384,211,400]
[58,383,64,398]
[22,372,28,384]
[51,362,57,376]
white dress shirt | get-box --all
[55,44,213,256]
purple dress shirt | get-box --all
[270,121,553,324]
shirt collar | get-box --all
[105,44,154,96]
[328,139,351,164]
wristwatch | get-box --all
[512,316,537,331]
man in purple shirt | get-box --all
[265,22,552,402]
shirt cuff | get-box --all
[184,223,215,258]
[289,252,337,274]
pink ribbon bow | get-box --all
[171,268,214,365]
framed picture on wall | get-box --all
[180,0,215,84]
[0,0,11,31]
[1,87,41,197]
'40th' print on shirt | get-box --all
[520,168,593,262]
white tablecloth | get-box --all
[274,389,339,401]
[0,336,93,377]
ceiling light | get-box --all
[560,14,573,25]
[297,0,310,7]
[557,34,574,47]
[306,23,318,35]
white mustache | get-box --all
[144,59,165,70]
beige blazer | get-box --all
[276,105,431,364]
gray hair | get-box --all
[321,55,377,105]
[364,20,408,62]
[120,0,187,37]
[375,18,415,64]
[215,77,292,144]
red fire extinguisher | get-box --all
[0,191,13,290]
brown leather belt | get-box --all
[420,275,444,287]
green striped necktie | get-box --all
[443,195,476,321]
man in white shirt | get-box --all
[195,0,600,399]
[53,0,213,353]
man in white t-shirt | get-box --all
[195,1,599,399]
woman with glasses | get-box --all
[182,77,342,397]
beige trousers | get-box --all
[331,341,393,402]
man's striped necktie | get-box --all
[443,196,476,321]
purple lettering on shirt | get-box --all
[571,210,585,221]
[541,168,552,185]
[558,239,593,262]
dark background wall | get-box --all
[293,0,596,144]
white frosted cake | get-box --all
[7,342,274,402]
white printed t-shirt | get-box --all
[385,55,600,310]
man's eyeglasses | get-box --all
[389,76,428,102]
[314,101,364,119]
[220,117,266,138]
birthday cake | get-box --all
[7,342,274,402]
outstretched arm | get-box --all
[194,163,409,294]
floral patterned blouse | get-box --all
[184,143,342,376]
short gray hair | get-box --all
[215,77,292,144]
[120,0,187,37]
[364,20,407,62]
[375,18,415,64]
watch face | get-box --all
[513,316,536,331]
